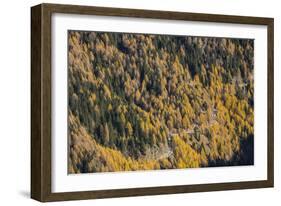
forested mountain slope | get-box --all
[68,31,254,173]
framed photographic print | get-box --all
[31,3,274,202]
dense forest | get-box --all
[68,30,254,173]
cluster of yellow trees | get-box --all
[68,31,254,173]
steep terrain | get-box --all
[68,31,254,173]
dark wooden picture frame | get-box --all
[31,3,274,202]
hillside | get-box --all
[68,31,254,173]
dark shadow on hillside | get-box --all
[207,135,254,167]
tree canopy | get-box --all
[68,31,254,173]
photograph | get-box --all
[30,3,273,201]
[68,30,254,174]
